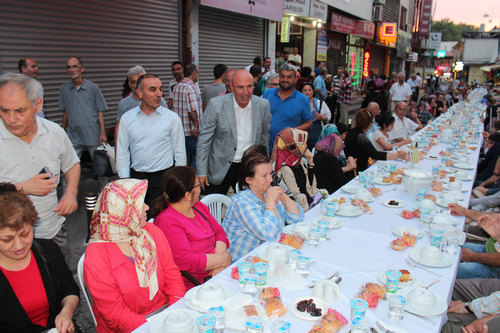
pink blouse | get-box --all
[154,201,230,289]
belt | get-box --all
[131,167,170,178]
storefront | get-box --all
[371,22,398,78]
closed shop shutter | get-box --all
[0,0,180,127]
[198,5,264,90]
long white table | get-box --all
[144,96,487,332]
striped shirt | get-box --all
[172,78,202,136]
[223,189,304,261]
[471,291,500,319]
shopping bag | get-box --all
[93,146,114,177]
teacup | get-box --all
[440,193,458,206]
[420,246,443,263]
[354,189,373,201]
[197,284,225,303]
[338,203,356,214]
[447,180,462,191]
[163,310,195,333]
[407,287,437,311]
[455,171,468,180]
[266,244,289,262]
[294,223,310,238]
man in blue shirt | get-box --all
[313,67,328,100]
[263,64,313,151]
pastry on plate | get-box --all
[401,233,416,247]
[259,287,280,301]
[279,233,304,249]
[398,269,411,283]
[391,238,407,251]
[264,297,287,317]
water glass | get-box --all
[440,156,448,166]
[253,262,269,286]
[445,236,460,254]
[351,316,371,333]
[196,315,216,332]
[237,261,252,284]
[326,202,337,217]
[208,306,225,333]
[243,273,258,296]
[269,320,291,332]
[432,164,440,178]
[431,229,445,248]
[350,298,369,319]
[420,207,435,227]
[416,188,427,202]
[318,220,329,238]
[359,171,366,186]
[295,256,311,276]
[308,229,321,246]
[387,295,406,321]
[389,163,397,173]
[385,270,402,293]
[288,249,301,269]
[245,317,264,333]
[320,200,327,215]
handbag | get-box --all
[92,146,114,177]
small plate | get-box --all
[184,284,236,312]
[392,226,424,238]
[341,184,363,194]
[426,155,439,160]
[148,308,199,333]
[396,288,448,317]
[453,163,474,170]
[382,199,405,208]
[290,296,329,321]
[373,178,395,186]
[409,248,452,268]
[436,199,465,209]
[378,269,416,287]
[351,194,375,203]
[336,207,363,217]
[443,184,468,192]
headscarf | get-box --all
[315,133,344,158]
[90,179,159,300]
[271,127,308,173]
[317,124,340,143]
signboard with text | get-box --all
[330,12,375,39]
[419,0,432,36]
[281,17,290,43]
[201,0,284,21]
[310,0,327,22]
[317,29,327,61]
[283,0,311,17]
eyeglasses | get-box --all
[193,183,202,189]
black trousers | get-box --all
[130,168,169,208]
[204,162,241,195]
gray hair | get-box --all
[279,64,297,76]
[0,73,41,106]
[265,73,279,88]
[320,68,328,76]
[127,65,145,77]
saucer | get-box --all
[184,284,236,312]
[382,199,405,208]
[453,163,474,170]
[351,194,375,203]
[436,199,465,208]
[392,226,424,238]
[409,247,452,268]
[290,296,329,321]
[378,269,417,288]
[373,178,395,186]
[443,184,468,192]
[336,206,363,217]
[396,288,447,317]
[148,308,199,333]
[341,184,363,194]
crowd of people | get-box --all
[0,54,499,332]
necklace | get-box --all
[191,213,210,234]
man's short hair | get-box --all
[320,68,328,76]
[171,61,183,68]
[279,64,297,76]
[0,73,41,106]
[68,56,84,67]
[249,65,262,78]
[17,58,29,73]
[395,101,407,110]
[136,73,159,90]
[264,57,271,62]
[127,65,146,77]
[183,64,197,78]
[213,64,227,80]
[253,56,262,65]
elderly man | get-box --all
[313,67,328,101]
[0,73,80,258]
[117,74,186,206]
[18,57,44,117]
[389,102,422,142]
[197,70,271,195]
[388,73,412,111]
[218,68,237,96]
[265,73,279,90]
[407,73,419,102]
[263,64,313,151]
[365,101,382,141]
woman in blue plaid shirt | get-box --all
[223,150,304,261]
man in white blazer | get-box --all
[197,70,271,194]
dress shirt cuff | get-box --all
[117,168,130,178]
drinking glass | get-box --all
[387,295,406,321]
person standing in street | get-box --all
[18,57,44,117]
[167,61,184,110]
[388,73,412,111]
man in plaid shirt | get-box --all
[173,64,202,168]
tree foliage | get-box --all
[431,18,479,41]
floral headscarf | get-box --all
[317,124,340,143]
[315,133,344,158]
[90,179,159,300]
[271,127,308,173]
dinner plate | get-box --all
[373,178,396,186]
[396,288,448,317]
[336,207,363,217]
[351,194,375,203]
[409,248,452,268]
[184,284,236,312]
[436,199,465,209]
[289,296,329,321]
[257,243,295,262]
[149,308,199,333]
[382,199,405,208]
[453,163,474,170]
[378,269,417,287]
[426,155,439,160]
[341,184,363,194]
[443,184,468,192]
[392,226,424,239]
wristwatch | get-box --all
[464,302,473,313]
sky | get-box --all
[433,0,500,30]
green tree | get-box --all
[431,18,478,41]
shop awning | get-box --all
[481,63,500,71]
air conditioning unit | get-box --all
[373,5,383,22]
[373,0,386,5]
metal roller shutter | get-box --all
[198,5,264,90]
[0,0,180,127]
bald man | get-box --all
[197,70,271,194]
[366,101,382,141]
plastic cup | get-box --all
[243,273,258,296]
[320,200,327,215]
[389,163,397,173]
[208,306,225,333]
[387,295,406,321]
[253,262,269,286]
[445,236,460,255]
[326,202,337,217]
[237,261,252,284]
[269,320,291,332]
[318,220,329,238]
[430,229,445,248]
[308,229,321,246]
[440,156,448,166]
[196,315,216,332]
[350,298,369,319]
[416,188,427,202]
[245,317,264,333]
[359,171,366,186]
[351,316,371,332]
[295,256,311,276]
[385,270,402,293]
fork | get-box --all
[405,258,442,277]
[310,271,340,284]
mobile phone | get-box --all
[39,167,52,179]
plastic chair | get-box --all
[200,194,232,226]
[77,254,97,327]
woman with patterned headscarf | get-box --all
[313,134,357,194]
[84,179,185,333]
[271,128,317,211]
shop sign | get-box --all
[201,0,285,21]
[310,0,327,22]
[454,61,464,71]
[331,12,374,39]
[317,29,327,61]
[378,23,397,47]
[362,50,370,78]
[419,0,432,36]
[436,49,447,58]
[406,52,418,62]
[281,16,290,43]
[429,32,442,50]
[355,20,375,39]
[283,0,310,17]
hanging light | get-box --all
[317,23,322,28]
[312,21,317,27]
[290,16,295,21]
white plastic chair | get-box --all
[77,254,97,327]
[200,194,232,226]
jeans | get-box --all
[456,243,500,279]
[185,135,197,169]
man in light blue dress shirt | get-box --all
[116,74,186,207]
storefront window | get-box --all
[346,35,364,90]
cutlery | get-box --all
[405,310,437,325]
[405,258,442,277]
[425,279,440,289]
[312,271,339,283]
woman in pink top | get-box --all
[84,179,185,333]
[151,167,232,290]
